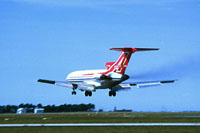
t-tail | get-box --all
[105,47,159,75]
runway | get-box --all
[1,123,200,127]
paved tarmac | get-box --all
[1,123,200,127]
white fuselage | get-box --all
[66,69,125,91]
[66,69,107,81]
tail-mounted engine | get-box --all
[94,73,129,81]
[121,74,129,81]
[100,74,112,80]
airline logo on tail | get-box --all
[105,48,134,75]
[110,52,129,74]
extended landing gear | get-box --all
[72,84,78,95]
[109,91,116,97]
[72,91,76,95]
[85,91,92,97]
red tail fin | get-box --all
[105,47,159,74]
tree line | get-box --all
[0,103,95,113]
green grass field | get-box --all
[1,112,200,133]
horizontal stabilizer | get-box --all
[110,47,159,53]
[135,48,159,51]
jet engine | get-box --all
[100,74,111,80]
[93,74,111,80]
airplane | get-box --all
[38,47,175,97]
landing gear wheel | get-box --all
[109,91,116,97]
[85,91,92,97]
[85,91,88,96]
[109,91,112,96]
[113,91,116,97]
[72,91,76,95]
[89,91,92,96]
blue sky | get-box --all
[0,0,200,111]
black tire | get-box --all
[85,91,88,96]
[113,91,116,96]
[72,91,76,95]
[109,91,112,96]
[89,92,92,96]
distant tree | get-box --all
[37,104,42,108]
[0,103,95,113]
[19,103,24,108]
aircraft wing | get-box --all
[112,80,175,91]
[38,79,73,88]
[38,79,175,91]
[38,79,94,92]
[121,80,175,88]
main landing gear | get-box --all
[85,91,92,97]
[72,91,76,95]
[72,84,78,95]
[109,91,116,97]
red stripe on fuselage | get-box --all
[82,73,94,76]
